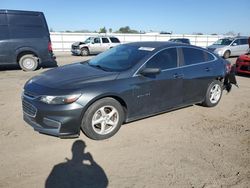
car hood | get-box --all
[239,54,250,61]
[27,63,119,90]
[207,44,226,49]
[72,42,86,46]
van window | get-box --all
[146,48,177,70]
[0,13,7,25]
[7,13,44,26]
[0,13,8,40]
[239,39,248,45]
[7,13,48,39]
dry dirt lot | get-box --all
[0,53,249,188]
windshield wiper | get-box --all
[88,64,110,71]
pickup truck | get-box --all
[71,36,121,56]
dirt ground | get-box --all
[0,53,249,188]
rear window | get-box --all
[110,37,120,43]
[239,39,248,45]
[102,38,110,43]
[0,13,7,25]
[182,47,214,65]
[7,13,48,39]
[7,13,44,26]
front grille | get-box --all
[24,91,38,99]
[22,99,37,117]
[207,48,215,52]
[240,65,250,71]
[71,45,79,50]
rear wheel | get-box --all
[223,50,230,59]
[202,80,223,107]
[80,48,89,56]
[19,54,38,71]
[81,98,124,140]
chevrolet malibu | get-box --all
[22,42,236,140]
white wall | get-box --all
[50,32,222,51]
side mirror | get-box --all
[139,68,161,76]
[91,41,95,44]
[232,43,237,46]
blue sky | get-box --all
[1,0,250,35]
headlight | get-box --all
[40,94,81,104]
[215,49,224,56]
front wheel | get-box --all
[223,50,230,59]
[80,48,89,56]
[81,98,124,140]
[202,80,223,107]
[19,54,39,71]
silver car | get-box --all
[207,36,249,59]
[71,36,121,56]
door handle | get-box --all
[173,73,184,79]
[205,67,212,71]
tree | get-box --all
[225,31,236,36]
[116,26,139,34]
[99,27,107,33]
[109,28,112,33]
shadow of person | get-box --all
[45,140,108,188]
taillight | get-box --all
[226,63,231,73]
[48,42,53,52]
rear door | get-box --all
[0,11,10,64]
[180,47,216,104]
[101,37,111,52]
[89,37,102,54]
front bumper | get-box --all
[236,61,250,75]
[22,95,84,138]
[71,48,81,55]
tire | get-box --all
[202,80,223,107]
[19,54,38,71]
[223,50,230,59]
[80,48,89,56]
[81,98,124,140]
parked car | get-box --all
[0,9,57,71]
[207,36,249,59]
[235,53,250,75]
[22,42,237,140]
[169,38,191,44]
[71,36,121,56]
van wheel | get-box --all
[80,48,89,56]
[202,80,223,107]
[81,98,124,140]
[223,50,230,59]
[19,54,38,71]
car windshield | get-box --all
[88,44,152,72]
[213,38,234,45]
[84,37,93,43]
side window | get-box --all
[110,37,120,43]
[102,37,110,43]
[182,47,207,65]
[233,39,240,45]
[7,13,43,26]
[146,48,177,70]
[239,39,248,45]
[0,13,7,25]
[0,13,8,40]
[94,38,101,43]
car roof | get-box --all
[126,41,191,49]
[223,36,248,39]
[0,9,43,15]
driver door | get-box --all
[131,47,183,117]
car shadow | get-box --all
[45,140,108,188]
